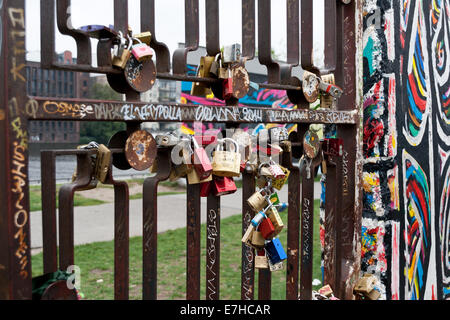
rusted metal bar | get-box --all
[241,0,255,61]
[258,0,280,83]
[56,0,92,65]
[0,0,32,300]
[205,0,220,57]
[206,194,221,300]
[299,165,316,300]
[323,157,337,291]
[241,171,255,300]
[333,0,362,300]
[141,0,171,73]
[300,0,318,74]
[41,151,58,274]
[323,0,337,72]
[58,152,95,270]
[186,183,201,300]
[40,0,56,69]
[142,148,172,300]
[27,97,360,125]
[258,269,272,300]
[173,0,199,75]
[282,145,301,300]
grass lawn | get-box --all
[31,200,323,300]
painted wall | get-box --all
[362,0,450,300]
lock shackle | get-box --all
[126,34,133,50]
[214,52,222,68]
[216,138,238,153]
[258,161,271,174]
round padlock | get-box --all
[303,130,320,159]
[124,55,157,93]
[286,76,309,106]
[125,130,157,171]
[302,71,320,103]
[108,130,132,170]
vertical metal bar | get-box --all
[323,160,337,291]
[205,0,220,57]
[241,171,255,300]
[172,0,199,75]
[258,269,271,300]
[284,160,301,300]
[113,180,129,300]
[323,0,337,72]
[299,168,315,300]
[186,183,201,300]
[334,0,362,300]
[40,0,56,68]
[142,149,172,300]
[300,0,317,73]
[58,187,75,271]
[41,151,58,274]
[141,0,171,73]
[0,0,32,299]
[286,0,299,66]
[206,194,220,300]
[257,0,280,83]
[241,0,255,61]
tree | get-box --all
[79,82,126,145]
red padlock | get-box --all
[192,137,213,180]
[200,181,212,198]
[131,41,154,62]
[322,138,344,157]
[223,69,234,100]
[194,135,217,147]
[213,176,237,196]
[259,217,276,239]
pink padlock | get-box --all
[131,41,154,62]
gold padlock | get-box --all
[354,274,377,295]
[191,56,214,97]
[212,138,241,177]
[365,289,381,300]
[112,35,132,69]
[187,168,213,185]
[133,31,152,45]
[247,191,269,213]
[320,74,336,109]
[94,144,112,184]
[266,206,284,237]
[242,225,255,247]
[174,146,194,177]
[255,255,269,269]
[251,231,265,248]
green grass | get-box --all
[29,186,107,212]
[31,200,323,300]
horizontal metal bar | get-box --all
[26,97,359,125]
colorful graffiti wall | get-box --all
[362,0,450,300]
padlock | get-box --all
[187,167,213,185]
[251,212,267,228]
[223,69,234,100]
[320,74,336,109]
[155,133,180,147]
[131,38,154,62]
[209,53,222,78]
[268,259,284,272]
[353,274,377,295]
[318,285,334,298]
[193,135,217,147]
[266,206,284,237]
[212,176,237,196]
[268,161,286,180]
[112,33,132,69]
[174,144,194,177]
[365,289,381,300]
[275,202,288,213]
[255,255,269,269]
[133,31,152,46]
[123,51,157,93]
[302,71,320,103]
[251,230,266,249]
[269,193,280,206]
[271,165,290,191]
[259,216,276,239]
[247,191,269,213]
[322,138,344,157]
[212,138,241,177]
[242,225,255,247]
[269,127,289,144]
[303,130,321,160]
[191,136,213,181]
[265,238,287,264]
[191,56,215,97]
[200,181,212,197]
[94,144,112,184]
[222,43,241,65]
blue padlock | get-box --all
[251,212,267,228]
[276,203,288,213]
[265,238,287,264]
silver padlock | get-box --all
[222,43,241,65]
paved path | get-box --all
[30,183,322,251]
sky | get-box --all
[25,0,324,67]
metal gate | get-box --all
[0,0,363,300]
